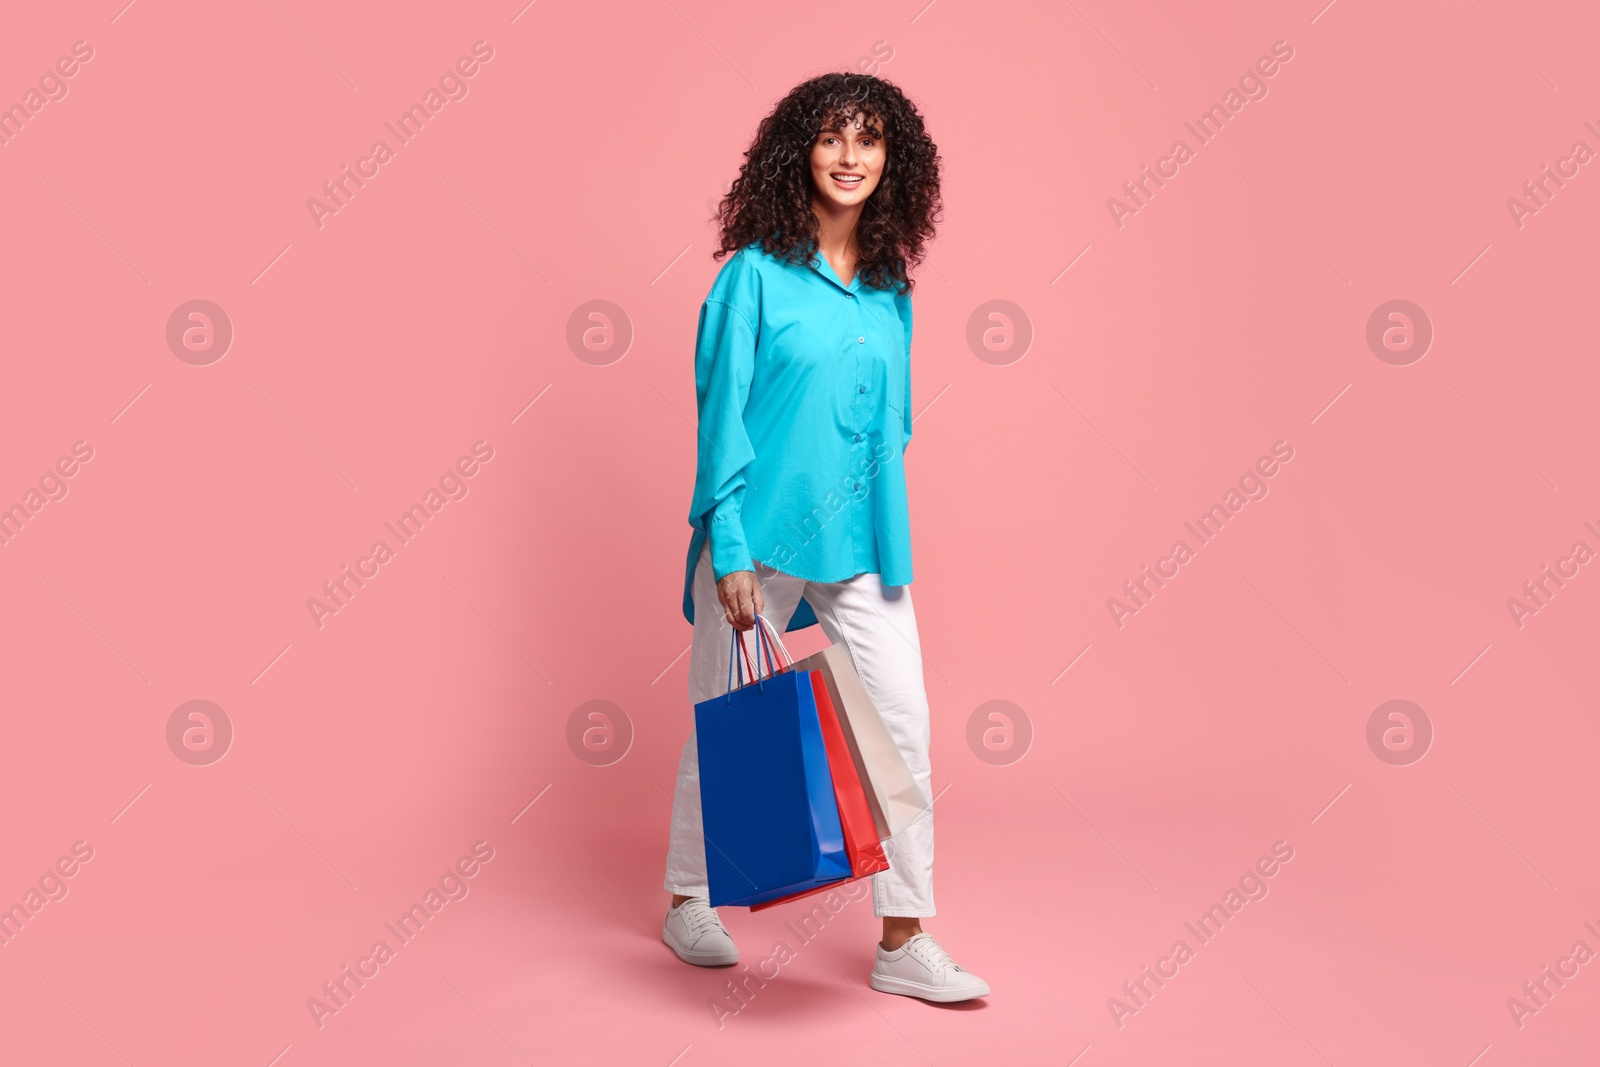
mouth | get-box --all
[830,172,866,190]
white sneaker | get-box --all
[662,897,739,967]
[869,932,990,1002]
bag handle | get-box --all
[726,625,747,696]
[736,626,757,682]
[726,617,772,698]
[724,615,785,699]
[755,614,795,670]
[754,614,781,676]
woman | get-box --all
[661,72,988,1004]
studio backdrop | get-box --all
[1,1,1597,1065]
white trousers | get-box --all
[663,541,936,917]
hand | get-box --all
[717,569,764,631]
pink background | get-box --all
[2,0,1597,1064]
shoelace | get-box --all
[680,900,725,937]
[904,934,964,974]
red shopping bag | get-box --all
[750,623,888,912]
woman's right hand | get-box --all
[717,570,764,631]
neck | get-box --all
[811,198,863,260]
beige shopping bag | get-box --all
[782,639,932,840]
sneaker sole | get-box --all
[662,922,739,967]
[869,971,990,1003]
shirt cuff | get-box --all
[709,512,753,580]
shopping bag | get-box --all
[694,617,851,907]
[787,640,931,840]
[749,622,889,911]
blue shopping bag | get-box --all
[695,616,850,907]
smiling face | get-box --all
[809,110,887,210]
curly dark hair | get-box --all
[711,72,943,295]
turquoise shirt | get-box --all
[682,240,914,632]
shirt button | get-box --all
[857,337,865,343]
[858,385,867,393]
[854,483,862,491]
[845,293,854,299]
[854,433,863,442]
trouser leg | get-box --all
[803,574,936,918]
[662,545,803,898]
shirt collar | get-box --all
[805,248,861,295]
